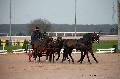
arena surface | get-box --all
[0,53,120,79]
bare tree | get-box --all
[27,18,51,34]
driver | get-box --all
[31,26,42,45]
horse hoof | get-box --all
[77,60,80,63]
[72,60,74,64]
[72,62,74,64]
[96,61,99,63]
[68,60,70,64]
[77,61,80,63]
[89,63,92,64]
[80,62,82,64]
[67,59,70,61]
[61,61,63,63]
[56,59,58,61]
[29,60,31,62]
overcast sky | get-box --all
[0,0,117,24]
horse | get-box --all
[61,32,99,64]
[45,37,56,63]
[61,39,76,63]
[29,36,55,63]
[54,36,64,61]
[77,33,99,64]
[32,39,47,62]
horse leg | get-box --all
[32,45,35,58]
[33,51,35,58]
[62,52,67,63]
[34,55,37,62]
[62,54,70,63]
[49,53,52,63]
[62,52,65,63]
[56,49,60,61]
[78,51,83,63]
[28,54,31,62]
[46,55,48,61]
[52,53,55,63]
[61,49,66,63]
[38,56,40,62]
[33,49,37,62]
[86,52,91,64]
[65,49,70,63]
[52,49,55,63]
[90,51,98,63]
[66,54,70,63]
[68,52,74,63]
[28,50,32,62]
[46,51,49,61]
[80,51,86,64]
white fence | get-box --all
[96,48,115,53]
[47,32,97,37]
[0,48,116,54]
[0,33,117,40]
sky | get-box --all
[0,0,118,24]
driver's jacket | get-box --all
[31,30,42,44]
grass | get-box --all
[93,40,118,52]
[5,46,22,52]
[0,44,32,52]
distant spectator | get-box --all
[5,40,9,46]
[23,39,29,53]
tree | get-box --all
[27,18,51,35]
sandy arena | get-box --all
[0,53,120,79]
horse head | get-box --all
[92,32,100,43]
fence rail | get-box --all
[0,35,118,40]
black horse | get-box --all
[55,37,64,61]
[61,33,99,64]
[77,33,99,64]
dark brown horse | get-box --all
[61,39,76,63]
[45,37,56,62]
[30,36,55,63]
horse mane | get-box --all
[83,33,93,44]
